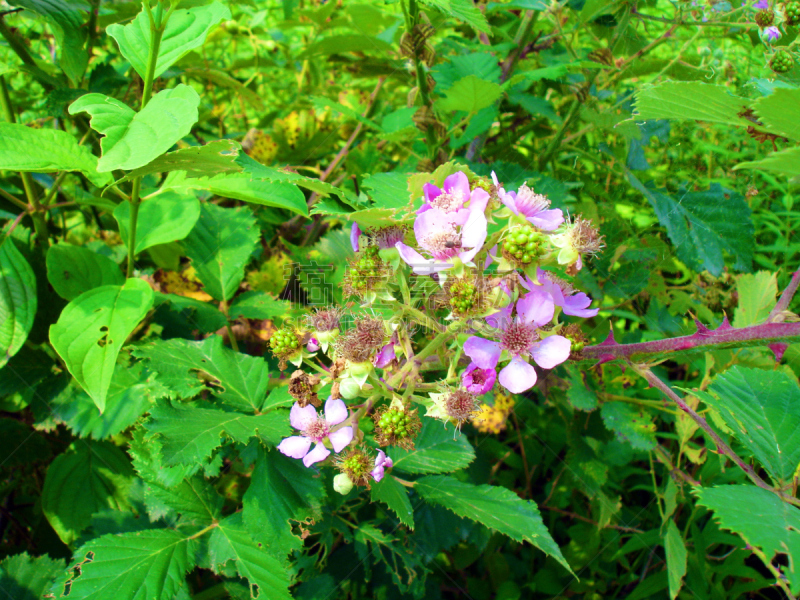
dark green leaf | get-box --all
[370,475,415,529]
[600,401,657,451]
[118,140,243,183]
[0,552,66,600]
[0,237,37,368]
[46,243,124,301]
[229,290,292,320]
[153,292,228,334]
[114,192,200,254]
[664,520,687,600]
[388,419,475,474]
[144,476,224,524]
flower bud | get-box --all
[333,473,354,495]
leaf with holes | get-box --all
[114,192,201,255]
[41,442,134,545]
[0,237,37,368]
[736,146,800,178]
[69,85,200,172]
[0,552,66,600]
[46,243,124,301]
[51,529,197,600]
[49,278,154,412]
[182,203,260,302]
[388,419,475,474]
[107,1,231,79]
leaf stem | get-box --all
[187,522,219,540]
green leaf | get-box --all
[182,68,265,110]
[370,475,415,529]
[132,336,270,411]
[49,279,154,412]
[353,523,428,595]
[362,172,412,209]
[0,237,37,368]
[129,425,200,489]
[419,0,490,32]
[41,442,134,545]
[9,0,87,83]
[118,140,243,182]
[565,364,598,411]
[695,484,800,594]
[207,513,292,599]
[600,401,657,450]
[163,171,309,216]
[0,123,110,187]
[144,476,224,524]
[243,449,326,557]
[107,1,231,79]
[733,271,777,327]
[153,292,228,334]
[415,476,572,574]
[0,553,64,600]
[694,367,800,484]
[182,203,260,302]
[736,146,800,177]
[46,243,124,301]
[753,88,800,142]
[664,520,687,600]
[433,52,501,90]
[300,34,393,57]
[438,75,503,113]
[52,529,197,600]
[69,85,201,172]
[236,153,343,198]
[634,82,751,127]
[628,175,753,276]
[146,400,289,466]
[228,291,292,320]
[388,419,475,474]
[114,192,200,255]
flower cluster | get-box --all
[273,167,601,495]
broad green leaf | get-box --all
[114,192,200,255]
[736,146,800,177]
[0,123,110,187]
[118,140,243,182]
[146,400,289,466]
[144,476,224,524]
[419,0,490,32]
[388,419,475,474]
[46,243,124,301]
[107,1,231,79]
[129,425,202,489]
[52,529,197,600]
[415,476,572,574]
[695,485,800,594]
[733,271,777,327]
[580,0,621,23]
[153,292,227,333]
[370,475,415,529]
[69,85,200,172]
[433,52,501,90]
[243,449,326,557]
[600,401,657,450]
[438,75,503,113]
[753,88,800,141]
[0,552,66,600]
[362,172,413,209]
[634,82,751,127]
[41,442,134,545]
[236,153,343,198]
[163,171,308,216]
[132,336,270,411]
[182,203,260,302]
[628,175,753,276]
[300,34,393,57]
[694,367,800,484]
[9,0,87,83]
[664,520,687,600]
[228,291,292,320]
[0,237,37,368]
[565,365,598,411]
[49,279,154,412]
[353,524,429,595]
[207,514,292,599]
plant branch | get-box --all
[768,270,800,322]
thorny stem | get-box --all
[768,270,800,321]
[631,363,800,508]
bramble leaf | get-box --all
[0,552,66,600]
[118,140,243,182]
[49,279,154,412]
[370,475,415,529]
[600,401,657,450]
[0,237,37,368]
[388,420,475,474]
[438,75,502,113]
[634,82,750,127]
[419,0,490,32]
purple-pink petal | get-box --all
[307,337,320,353]
[460,208,488,250]
[395,241,451,275]
[371,465,385,482]
[290,403,317,431]
[462,362,497,395]
[443,171,470,199]
[530,335,571,369]
[499,356,538,393]
[373,342,396,368]
[516,288,555,327]
[464,336,502,369]
[562,293,599,318]
[528,208,564,231]
[329,426,354,452]
[324,397,349,426]
[278,435,312,459]
[303,443,330,467]
[350,223,361,252]
[468,188,490,215]
[423,182,443,206]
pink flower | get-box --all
[350,223,361,252]
[464,288,571,394]
[373,335,397,368]
[278,397,354,467]
[419,171,472,216]
[519,269,599,318]
[462,362,497,394]
[307,338,320,352]
[492,172,563,231]
[371,450,393,482]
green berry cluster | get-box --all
[756,8,775,27]
[377,409,411,439]
[342,454,370,478]
[771,50,794,73]
[270,329,300,355]
[449,280,477,312]
[348,246,384,290]
[502,227,543,265]
[786,1,800,25]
